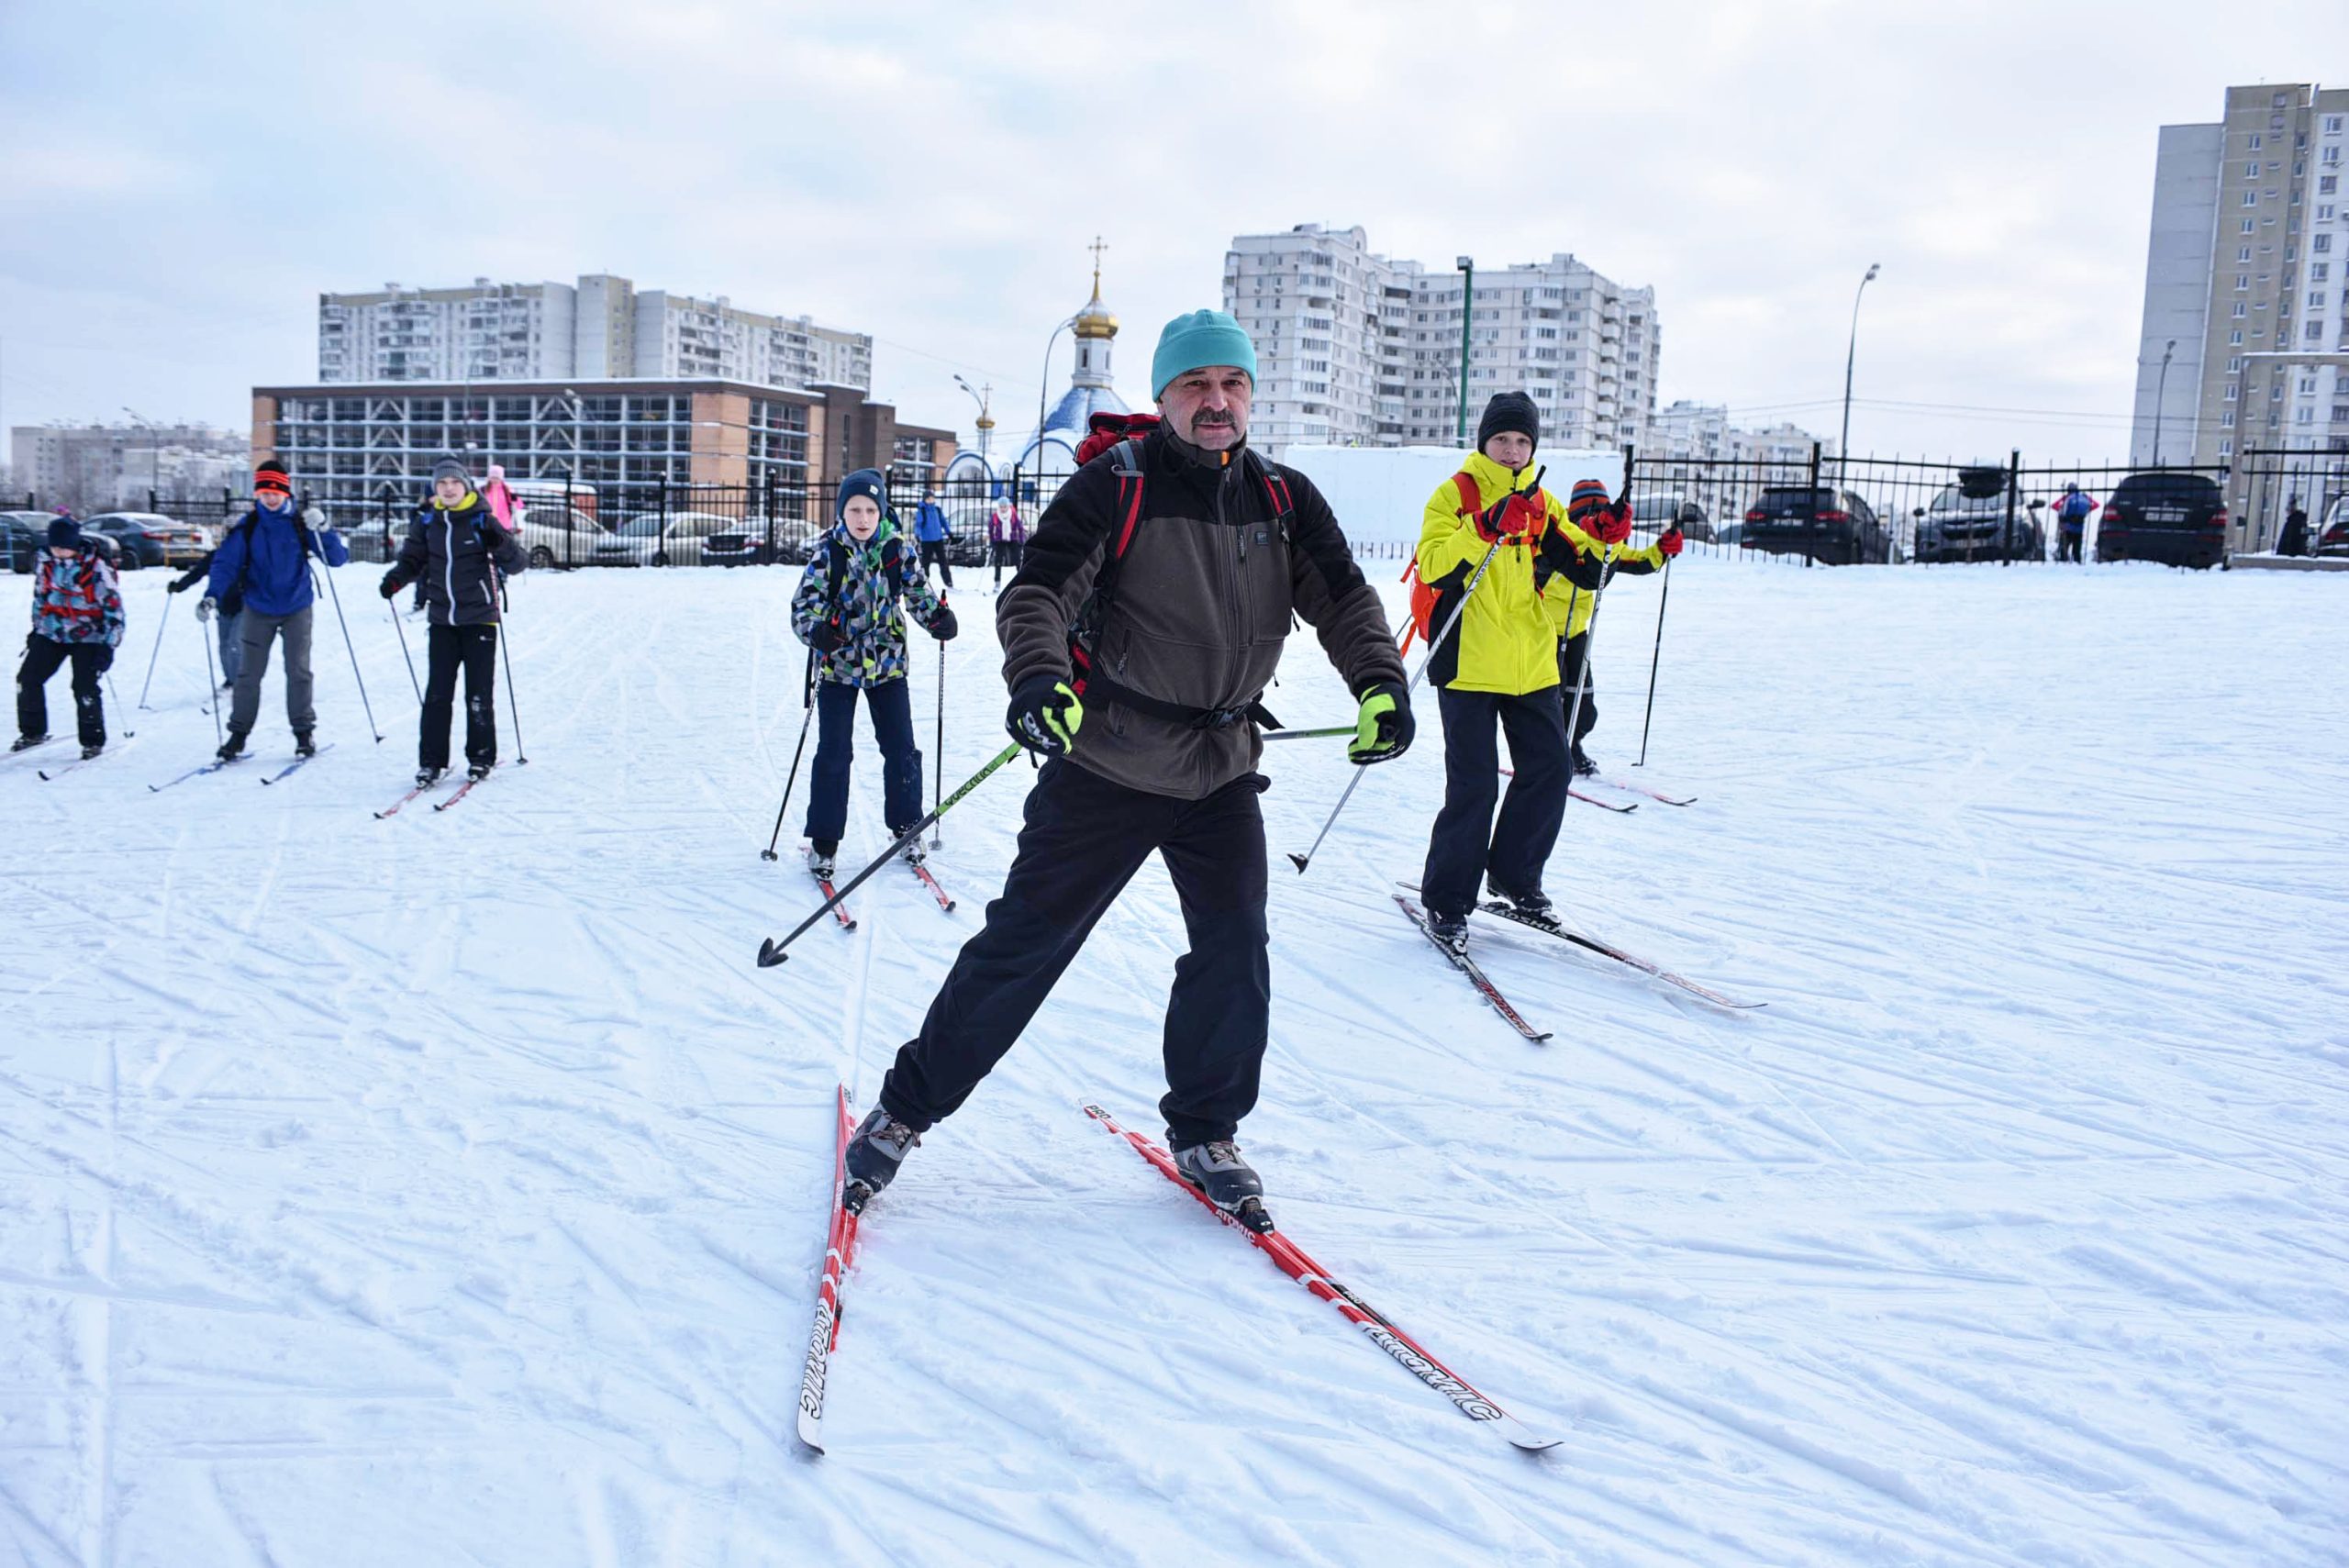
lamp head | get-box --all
[1864,263,1881,283]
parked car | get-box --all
[1627,492,1717,543]
[1910,474,2046,563]
[594,511,734,567]
[2095,472,2229,569]
[1740,485,1898,564]
[512,502,607,570]
[2313,495,2349,556]
[77,513,190,569]
[1,511,51,573]
[1712,521,1743,550]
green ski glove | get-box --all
[1348,681,1413,765]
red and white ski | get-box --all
[797,1084,863,1454]
[1395,895,1553,1042]
[1598,775,1696,807]
[431,775,482,812]
[815,879,857,930]
[908,861,955,913]
[1083,1102,1560,1453]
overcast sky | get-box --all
[3,0,2343,466]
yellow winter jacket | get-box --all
[1542,528,1664,640]
[1415,451,1575,695]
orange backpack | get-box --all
[1397,470,1487,654]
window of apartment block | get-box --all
[2250,133,2264,149]
[2222,411,2237,428]
[2230,328,2244,344]
[2233,302,2248,317]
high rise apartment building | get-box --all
[2132,83,2349,541]
[9,420,250,511]
[1223,225,1660,459]
[318,275,872,394]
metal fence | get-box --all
[8,442,2258,574]
[2235,447,2349,550]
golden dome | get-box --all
[1074,239,1118,339]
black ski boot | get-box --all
[842,1106,921,1212]
[415,765,444,789]
[1173,1139,1271,1231]
[466,762,493,783]
[80,743,104,761]
[216,728,248,763]
[10,733,47,753]
[295,730,317,759]
[1570,743,1598,778]
[898,833,928,868]
[1485,875,1556,925]
[808,839,839,881]
[1426,907,1471,956]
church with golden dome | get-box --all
[944,241,1131,495]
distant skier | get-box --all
[167,547,241,688]
[910,486,955,588]
[480,463,521,536]
[201,459,349,762]
[12,516,123,758]
[1548,484,1674,779]
[1414,391,1614,953]
[378,457,528,788]
[838,310,1409,1227]
[986,494,1026,590]
[790,468,959,879]
[2054,483,2097,563]
[2277,497,2310,557]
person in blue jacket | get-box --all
[910,486,954,587]
[2053,483,2098,563]
[202,457,349,761]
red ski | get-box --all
[797,1084,864,1453]
[816,879,857,930]
[908,861,955,912]
[1084,1102,1561,1453]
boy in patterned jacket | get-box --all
[14,517,126,758]
[790,469,959,876]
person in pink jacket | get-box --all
[985,495,1026,589]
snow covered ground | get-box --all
[3,555,2345,1567]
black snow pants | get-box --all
[16,636,107,746]
[804,677,923,843]
[879,758,1271,1148]
[1557,633,1598,751]
[1420,685,1570,919]
[421,623,499,770]
[917,538,953,587]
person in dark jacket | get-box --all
[2277,498,2310,557]
[839,309,1412,1225]
[14,517,125,757]
[379,457,528,786]
[910,489,954,587]
[167,549,240,686]
[203,458,349,760]
[789,468,958,876]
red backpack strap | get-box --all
[1452,471,1483,519]
[1108,438,1147,561]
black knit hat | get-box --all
[1476,391,1540,455]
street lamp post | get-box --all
[953,373,994,464]
[2152,339,2177,465]
[1026,316,1077,505]
[1455,256,1475,444]
[121,406,158,499]
[1836,264,1881,480]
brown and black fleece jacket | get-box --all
[997,428,1406,802]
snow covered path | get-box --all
[3,558,2344,1566]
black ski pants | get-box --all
[989,539,1023,589]
[16,636,107,746]
[1557,634,1598,749]
[1420,685,1569,918]
[805,677,922,843]
[2058,527,2084,563]
[421,623,499,771]
[917,538,953,587]
[880,759,1271,1148]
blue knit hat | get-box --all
[1151,309,1257,400]
[835,467,887,522]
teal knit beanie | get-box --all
[1151,309,1257,399]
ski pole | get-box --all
[1560,486,1635,772]
[1261,725,1357,742]
[312,558,382,743]
[103,671,134,738]
[930,630,945,850]
[390,599,421,705]
[495,572,527,764]
[761,647,818,862]
[1287,533,1508,875]
[757,740,1021,968]
[137,591,173,709]
[1635,556,1673,768]
[199,605,224,749]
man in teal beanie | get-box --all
[839,309,1413,1230]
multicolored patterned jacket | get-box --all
[30,550,125,647]
[790,518,951,687]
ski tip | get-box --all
[756,939,786,968]
[1508,1432,1565,1453]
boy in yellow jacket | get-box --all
[1414,392,1617,952]
[1547,485,1681,775]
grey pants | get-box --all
[228,606,316,736]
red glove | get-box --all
[1475,492,1545,541]
[1657,528,1685,558]
[1589,499,1633,547]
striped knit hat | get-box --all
[1567,479,1611,520]
[254,457,293,495]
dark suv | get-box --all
[2096,473,2228,569]
[1741,485,1896,564]
[1,511,50,573]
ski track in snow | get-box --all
[2,560,2345,1566]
